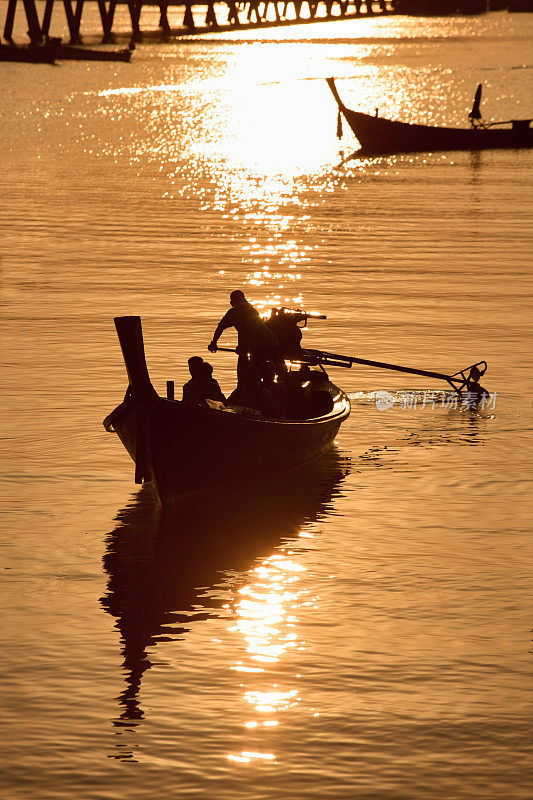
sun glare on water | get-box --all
[225,551,315,765]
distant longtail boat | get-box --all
[327,78,533,156]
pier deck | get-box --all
[2,1,395,46]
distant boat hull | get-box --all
[327,78,533,155]
[0,41,131,63]
[0,43,56,63]
[508,0,533,11]
[55,45,132,61]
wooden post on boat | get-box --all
[166,380,175,400]
[114,316,156,484]
[114,316,157,402]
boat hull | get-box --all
[341,108,533,155]
[107,387,351,508]
[0,43,56,63]
[55,45,132,61]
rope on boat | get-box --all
[134,407,152,484]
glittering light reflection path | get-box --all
[81,66,359,312]
[237,216,306,310]
[226,546,321,765]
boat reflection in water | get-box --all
[100,449,350,741]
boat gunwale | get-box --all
[343,108,531,136]
[105,388,351,431]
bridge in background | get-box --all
[2,0,396,45]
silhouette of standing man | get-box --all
[208,290,281,380]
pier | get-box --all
[2,0,396,45]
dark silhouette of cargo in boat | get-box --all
[327,78,533,156]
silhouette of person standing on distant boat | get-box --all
[208,290,282,380]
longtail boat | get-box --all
[0,42,56,63]
[103,317,351,508]
[56,44,132,61]
[45,37,133,61]
[327,78,533,156]
[0,38,132,63]
[104,313,488,507]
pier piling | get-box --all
[1,0,397,45]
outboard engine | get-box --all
[266,307,326,358]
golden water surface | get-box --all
[1,7,532,799]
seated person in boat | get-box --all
[281,364,334,419]
[208,290,283,379]
[199,361,226,404]
[182,356,203,397]
[182,357,226,406]
[260,360,289,420]
[227,366,282,419]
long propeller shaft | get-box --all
[211,345,487,397]
[301,349,487,396]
